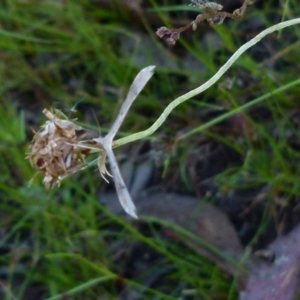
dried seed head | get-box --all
[27,109,92,190]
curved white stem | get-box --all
[114,18,300,148]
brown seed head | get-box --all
[27,109,91,190]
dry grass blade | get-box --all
[96,66,156,218]
[108,66,156,141]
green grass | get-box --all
[0,0,300,299]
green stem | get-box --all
[113,18,300,148]
[180,77,300,139]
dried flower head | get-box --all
[27,66,155,219]
[27,109,93,190]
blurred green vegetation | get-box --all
[0,0,300,299]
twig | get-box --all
[156,0,255,45]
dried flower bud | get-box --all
[27,109,92,190]
[156,26,169,38]
[156,26,180,45]
[167,32,180,45]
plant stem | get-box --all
[113,18,300,148]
